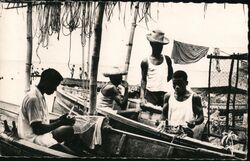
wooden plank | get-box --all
[115,134,126,155]
[55,88,247,159]
[207,54,248,60]
[0,133,76,157]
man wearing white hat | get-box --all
[96,67,129,110]
[140,30,173,107]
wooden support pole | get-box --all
[25,2,33,93]
[207,55,212,136]
[89,2,105,115]
[232,54,240,127]
[124,2,139,81]
[225,56,235,132]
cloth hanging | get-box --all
[74,115,105,149]
[213,48,221,72]
[171,40,209,64]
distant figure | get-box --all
[96,67,128,111]
[140,29,173,107]
[79,67,83,80]
[71,65,75,79]
[18,68,76,154]
[84,72,88,79]
[158,70,204,138]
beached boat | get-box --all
[0,101,76,157]
[52,85,247,159]
[1,100,243,159]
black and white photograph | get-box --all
[0,1,248,159]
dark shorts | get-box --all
[145,89,166,107]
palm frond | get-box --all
[203,3,208,19]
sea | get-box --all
[0,58,213,112]
[0,59,142,112]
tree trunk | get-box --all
[25,2,33,93]
[124,2,139,81]
[89,2,105,115]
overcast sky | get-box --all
[0,2,248,85]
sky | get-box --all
[0,2,248,86]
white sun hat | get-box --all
[146,29,169,45]
[103,66,127,77]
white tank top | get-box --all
[146,55,168,92]
[168,93,195,127]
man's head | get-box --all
[103,67,127,86]
[39,68,63,95]
[172,70,188,95]
[147,30,169,55]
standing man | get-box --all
[79,67,83,80]
[158,70,204,137]
[71,65,75,78]
[18,68,76,153]
[140,30,173,107]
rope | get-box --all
[221,131,237,155]
[67,32,72,71]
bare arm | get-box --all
[113,81,129,108]
[161,93,170,125]
[192,94,204,125]
[31,120,62,135]
[165,55,173,82]
[31,113,75,135]
[140,58,148,100]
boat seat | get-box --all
[3,120,18,137]
[4,120,11,133]
[117,110,139,121]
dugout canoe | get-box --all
[1,100,242,159]
[0,101,76,157]
[52,85,247,159]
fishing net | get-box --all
[208,51,248,150]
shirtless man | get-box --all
[159,70,204,137]
[140,30,173,107]
[96,67,128,110]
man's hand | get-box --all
[140,98,147,107]
[59,113,76,126]
[121,81,128,89]
[186,121,195,129]
[157,120,166,131]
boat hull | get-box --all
[53,86,247,159]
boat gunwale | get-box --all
[56,86,247,158]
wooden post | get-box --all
[225,55,235,132]
[25,2,33,93]
[89,2,105,115]
[87,32,91,80]
[232,54,240,127]
[124,2,139,81]
[207,55,212,135]
[81,14,85,84]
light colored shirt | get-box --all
[96,90,114,108]
[146,55,168,92]
[168,92,195,127]
[18,86,57,147]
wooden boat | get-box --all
[1,100,246,159]
[1,100,244,159]
[0,101,76,157]
[52,85,247,159]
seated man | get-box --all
[96,67,128,111]
[158,70,204,138]
[18,68,76,154]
